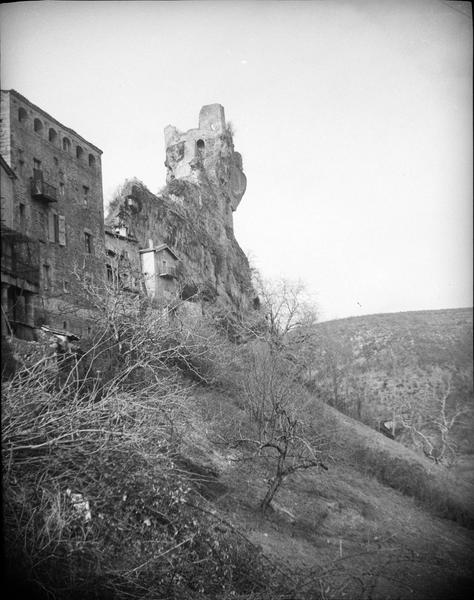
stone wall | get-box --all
[1,90,105,334]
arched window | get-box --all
[76,145,84,160]
[18,107,28,123]
[63,137,71,153]
[48,128,57,144]
[88,153,96,167]
[34,118,43,134]
[196,139,205,152]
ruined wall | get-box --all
[0,90,105,333]
[164,104,247,230]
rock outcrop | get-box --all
[106,104,254,310]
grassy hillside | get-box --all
[3,304,474,599]
[303,308,474,476]
[318,307,473,370]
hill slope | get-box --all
[303,308,474,476]
[183,386,474,600]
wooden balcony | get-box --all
[31,169,58,203]
[159,265,177,279]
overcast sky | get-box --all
[1,0,472,320]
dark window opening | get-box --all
[76,146,84,160]
[33,158,41,171]
[106,264,113,283]
[88,154,96,167]
[62,137,71,153]
[83,186,89,205]
[49,128,57,143]
[196,139,205,152]
[63,280,69,293]
[19,204,26,232]
[84,232,92,254]
[18,107,28,123]
[54,213,60,242]
[63,321,68,330]
[43,264,51,290]
[34,118,43,134]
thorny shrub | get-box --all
[2,318,308,599]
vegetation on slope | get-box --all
[298,308,474,471]
[2,282,474,599]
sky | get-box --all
[0,0,472,321]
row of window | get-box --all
[31,157,93,206]
[17,107,97,167]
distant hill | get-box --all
[302,308,474,479]
[317,307,472,368]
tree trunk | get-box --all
[260,475,283,514]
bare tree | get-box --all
[381,366,472,464]
[253,275,317,343]
[232,340,328,513]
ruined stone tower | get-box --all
[164,104,247,230]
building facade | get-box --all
[1,90,105,336]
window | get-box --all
[76,146,84,160]
[63,280,69,293]
[42,264,51,290]
[88,154,96,167]
[84,232,93,254]
[18,107,28,123]
[63,321,68,330]
[49,128,58,144]
[62,137,71,153]
[58,215,66,246]
[106,264,113,283]
[33,158,41,171]
[19,204,26,232]
[83,186,89,206]
[17,149,24,175]
[34,118,43,134]
[54,213,60,242]
[59,182,65,197]
[196,139,205,151]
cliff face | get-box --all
[106,178,254,309]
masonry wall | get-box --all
[1,90,105,333]
[104,230,141,292]
[0,161,15,229]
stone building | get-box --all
[1,155,40,339]
[0,89,105,336]
[104,224,141,293]
[139,241,179,301]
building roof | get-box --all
[139,243,179,261]
[0,155,17,179]
[2,89,103,154]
